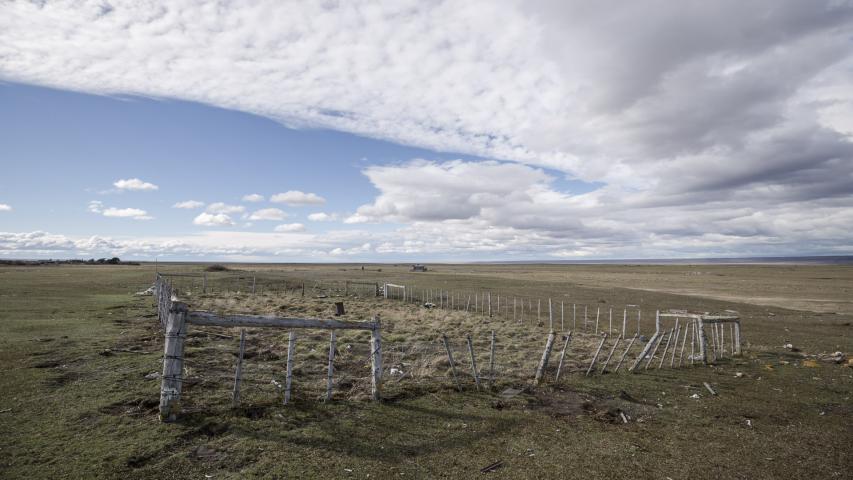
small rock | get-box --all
[690,393,701,399]
[144,372,160,380]
[735,372,744,378]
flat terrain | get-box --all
[1,263,851,479]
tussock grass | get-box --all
[1,263,851,478]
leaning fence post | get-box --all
[442,334,461,391]
[326,330,336,402]
[645,330,666,370]
[534,331,557,386]
[370,315,383,401]
[669,320,681,368]
[554,332,573,383]
[614,334,638,373]
[232,329,246,407]
[678,322,690,367]
[657,328,674,369]
[466,335,481,390]
[159,302,188,422]
[586,333,608,376]
[600,334,622,374]
[630,310,661,372]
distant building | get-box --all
[411,264,428,272]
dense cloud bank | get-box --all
[2,1,851,259]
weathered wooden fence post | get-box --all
[697,317,708,364]
[586,333,608,376]
[466,335,481,390]
[370,315,383,401]
[284,331,296,404]
[613,334,638,373]
[534,331,556,386]
[232,329,246,407]
[326,330,336,402]
[630,310,661,372]
[159,302,188,422]
[600,334,622,374]
[554,332,573,383]
[488,331,496,389]
[442,334,461,391]
[548,298,553,331]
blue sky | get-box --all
[1,81,486,237]
[1,1,852,261]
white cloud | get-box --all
[249,208,288,221]
[242,194,264,202]
[271,191,326,206]
[88,200,152,220]
[102,207,152,220]
[0,204,12,212]
[206,202,245,214]
[113,178,158,191]
[173,200,205,209]
[2,2,852,258]
[87,200,103,213]
[307,212,338,222]
[193,212,234,227]
[273,223,305,233]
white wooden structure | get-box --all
[154,274,382,422]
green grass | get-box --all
[1,264,851,479]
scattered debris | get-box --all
[480,461,503,473]
[735,372,744,378]
[0,408,11,414]
[818,352,846,364]
[620,412,628,424]
[135,286,155,296]
[390,367,405,376]
[746,419,753,428]
[192,444,226,462]
[423,302,436,309]
[144,372,160,380]
[690,393,701,399]
[500,388,523,399]
[802,359,819,368]
[703,382,717,396]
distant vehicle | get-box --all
[411,264,428,272]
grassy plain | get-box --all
[1,263,851,479]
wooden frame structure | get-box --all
[629,310,740,371]
[154,274,383,423]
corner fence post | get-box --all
[159,302,188,422]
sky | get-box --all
[1,1,852,262]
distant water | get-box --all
[483,256,853,265]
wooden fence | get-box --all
[154,274,382,422]
[151,272,743,422]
